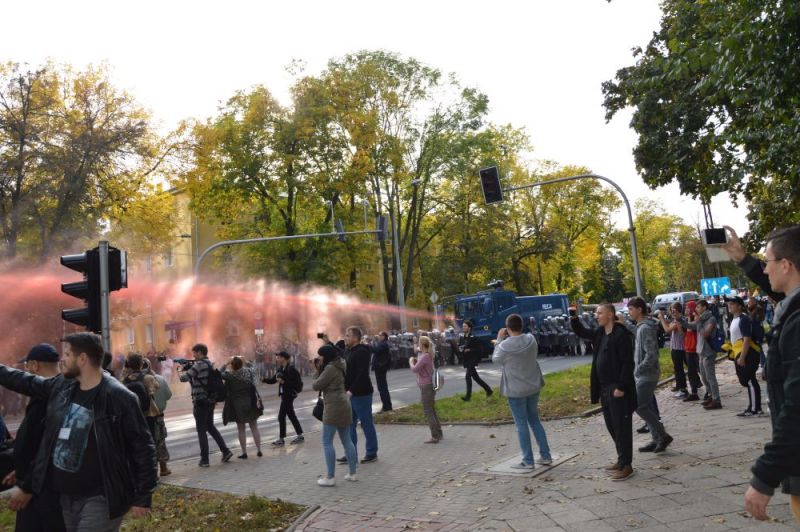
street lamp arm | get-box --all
[503,173,643,297]
[194,229,381,277]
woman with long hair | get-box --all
[312,345,357,486]
[409,335,443,443]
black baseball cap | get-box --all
[275,351,291,360]
[19,343,60,363]
[725,295,745,306]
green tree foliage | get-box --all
[602,0,800,243]
[0,61,166,260]
[611,200,708,298]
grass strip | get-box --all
[375,348,676,424]
[0,484,305,532]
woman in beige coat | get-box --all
[312,344,357,486]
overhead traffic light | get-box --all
[335,219,346,242]
[375,215,388,242]
[479,166,504,204]
[61,249,101,332]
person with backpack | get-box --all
[178,344,233,468]
[264,351,304,447]
[685,300,723,410]
[123,353,160,440]
[145,358,173,477]
[221,356,263,459]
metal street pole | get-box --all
[98,240,112,353]
[503,173,644,298]
[193,228,384,277]
[390,210,407,331]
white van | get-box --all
[651,291,701,312]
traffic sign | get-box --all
[701,276,732,296]
[430,291,439,304]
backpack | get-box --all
[205,365,227,403]
[124,375,151,413]
[295,372,304,394]
[708,326,726,353]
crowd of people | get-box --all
[0,223,796,530]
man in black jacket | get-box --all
[371,332,393,412]
[0,332,156,531]
[264,351,304,446]
[571,304,637,481]
[337,327,378,463]
[459,320,493,401]
[723,225,800,522]
[3,343,66,531]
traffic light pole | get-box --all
[503,173,644,298]
[98,241,112,353]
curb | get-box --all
[285,504,320,532]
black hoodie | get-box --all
[344,343,374,396]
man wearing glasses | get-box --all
[723,225,800,522]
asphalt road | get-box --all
[162,355,592,463]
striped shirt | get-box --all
[179,359,211,403]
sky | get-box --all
[2,0,749,235]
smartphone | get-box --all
[702,228,728,246]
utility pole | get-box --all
[481,171,644,298]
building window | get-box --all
[146,255,152,273]
[367,284,375,294]
[163,249,174,268]
[127,327,135,345]
[145,324,154,344]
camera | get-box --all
[174,358,196,371]
[317,332,325,339]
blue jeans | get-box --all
[507,393,552,465]
[349,394,379,458]
[322,424,357,477]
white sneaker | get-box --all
[535,457,553,466]
[344,473,358,482]
[317,477,336,487]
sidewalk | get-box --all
[163,361,798,531]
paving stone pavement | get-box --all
[163,361,799,531]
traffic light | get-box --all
[60,245,127,333]
[335,219,346,242]
[61,249,101,332]
[108,247,128,291]
[479,166,504,204]
[375,215,388,242]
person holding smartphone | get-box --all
[721,225,800,523]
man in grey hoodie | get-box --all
[627,297,673,453]
[684,299,722,409]
[492,313,553,469]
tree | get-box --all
[311,50,489,306]
[602,0,800,242]
[0,61,161,259]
